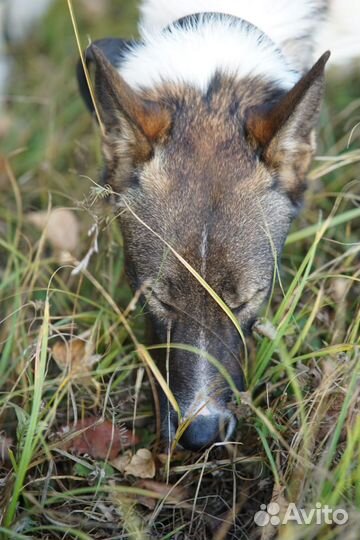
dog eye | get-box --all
[231,301,249,313]
[230,287,268,313]
[151,293,177,314]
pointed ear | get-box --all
[81,44,171,189]
[90,44,171,144]
[246,51,330,148]
[77,38,134,115]
[245,51,330,204]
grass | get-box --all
[0,1,360,538]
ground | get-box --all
[0,1,360,539]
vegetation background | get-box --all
[0,1,359,538]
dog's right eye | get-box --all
[232,302,249,314]
[150,293,177,315]
[230,286,269,314]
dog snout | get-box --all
[170,412,237,451]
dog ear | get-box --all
[77,38,134,115]
[78,43,172,188]
[246,51,330,203]
[246,51,330,148]
[90,45,170,140]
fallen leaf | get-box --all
[138,479,187,500]
[157,450,189,465]
[111,450,132,473]
[61,417,138,460]
[124,448,156,479]
[52,337,100,385]
[135,494,156,510]
[136,480,188,509]
[27,208,80,254]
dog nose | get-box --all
[177,414,235,451]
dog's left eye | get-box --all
[230,287,268,313]
[151,293,177,314]
[232,302,249,313]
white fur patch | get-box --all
[138,0,360,73]
[200,225,208,277]
[139,0,329,70]
[140,0,325,48]
[120,14,299,93]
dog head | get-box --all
[79,42,329,450]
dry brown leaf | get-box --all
[60,417,139,460]
[138,480,187,501]
[111,450,132,473]
[136,480,188,509]
[157,450,189,465]
[135,494,157,510]
[27,208,80,254]
[52,337,100,385]
[124,448,156,479]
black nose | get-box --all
[177,415,234,452]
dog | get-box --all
[77,0,360,451]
